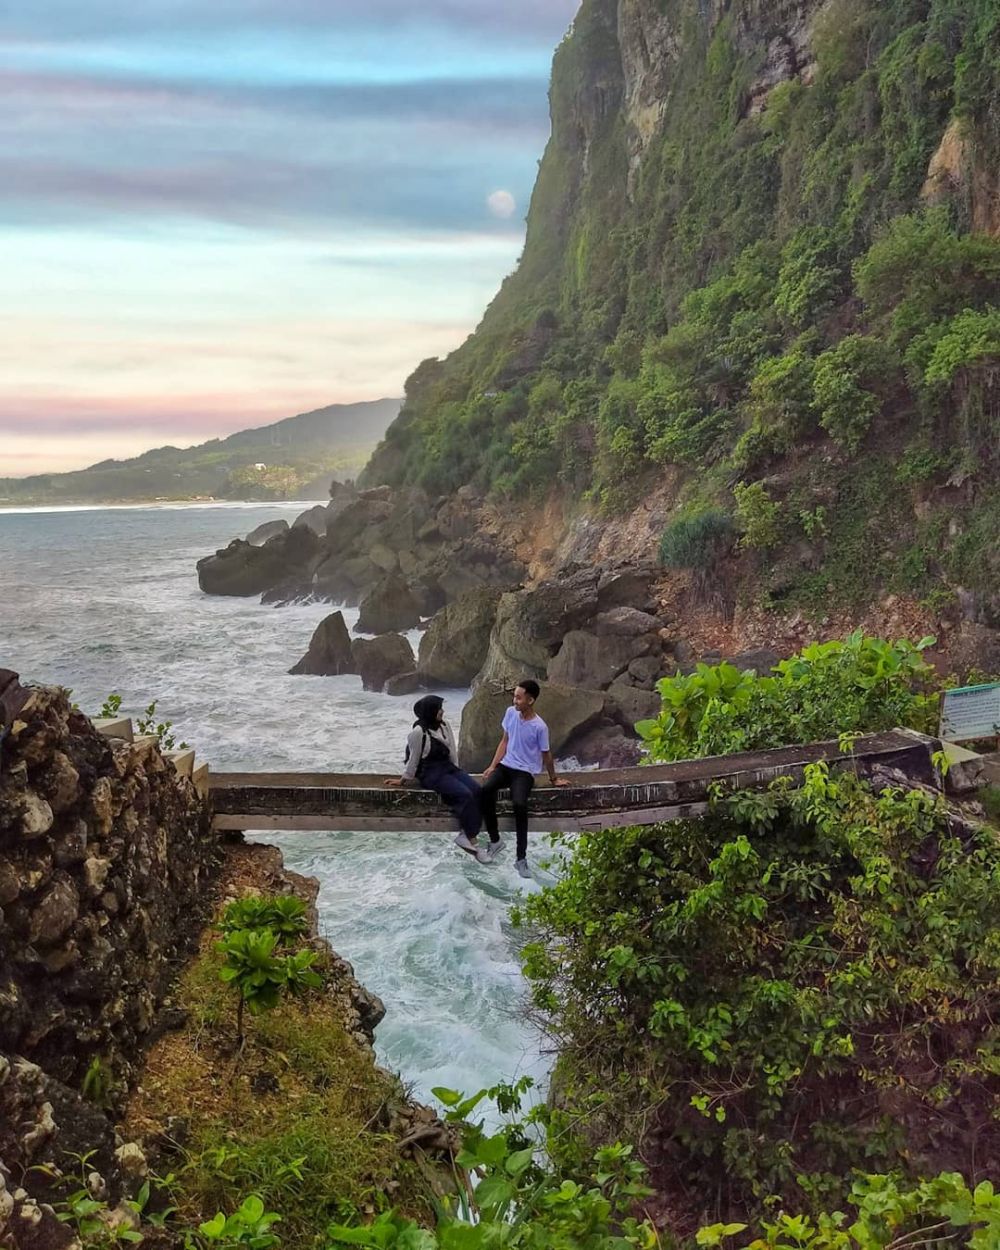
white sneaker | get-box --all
[515,859,532,879]
[485,837,506,861]
[454,832,480,856]
[475,846,492,864]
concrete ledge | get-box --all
[93,716,134,742]
[192,762,210,798]
[167,749,195,778]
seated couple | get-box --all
[385,681,569,878]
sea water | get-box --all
[0,503,549,1115]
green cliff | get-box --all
[363,0,1000,623]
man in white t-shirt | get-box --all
[480,679,569,877]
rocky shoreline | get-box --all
[196,484,784,769]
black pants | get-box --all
[481,764,535,860]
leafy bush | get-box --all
[217,929,322,1042]
[812,336,893,453]
[659,508,736,569]
[636,632,938,762]
[219,896,309,941]
[517,766,1000,1219]
[328,1084,657,1249]
[185,1195,281,1250]
[733,481,781,550]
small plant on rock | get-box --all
[184,1195,282,1250]
[217,928,322,1045]
[219,896,309,942]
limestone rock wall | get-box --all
[0,671,219,1205]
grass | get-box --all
[125,923,435,1245]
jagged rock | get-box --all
[245,519,289,546]
[384,672,423,697]
[356,574,422,635]
[292,504,330,537]
[418,588,503,687]
[561,724,643,769]
[603,686,661,733]
[289,611,357,676]
[197,526,321,598]
[627,655,666,687]
[548,630,655,689]
[458,683,605,771]
[731,648,781,676]
[19,794,54,839]
[474,571,601,690]
[28,877,79,946]
[593,607,663,637]
[0,669,29,728]
[352,634,417,693]
[597,565,658,613]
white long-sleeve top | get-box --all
[401,721,459,781]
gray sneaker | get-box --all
[474,845,492,864]
[454,832,480,856]
[485,837,506,861]
[515,858,532,879]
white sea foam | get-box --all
[0,503,549,1122]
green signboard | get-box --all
[940,682,1000,743]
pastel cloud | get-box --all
[0,0,578,476]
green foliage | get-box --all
[329,1085,657,1249]
[659,508,736,569]
[725,1173,1000,1250]
[217,929,322,1024]
[733,481,781,550]
[185,1195,282,1250]
[135,699,189,753]
[516,765,1000,1218]
[635,632,938,762]
[812,336,893,453]
[98,693,123,719]
[219,896,309,941]
[81,1055,116,1108]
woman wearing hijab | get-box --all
[385,695,486,862]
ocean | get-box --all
[0,502,549,1115]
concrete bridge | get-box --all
[206,729,949,834]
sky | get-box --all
[0,0,578,475]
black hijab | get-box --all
[412,695,444,731]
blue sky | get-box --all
[0,0,578,474]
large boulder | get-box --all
[352,634,416,693]
[561,723,643,769]
[458,683,605,772]
[418,588,503,687]
[548,630,656,690]
[197,526,321,598]
[597,565,658,613]
[292,504,330,537]
[289,611,357,676]
[246,519,289,546]
[473,570,601,691]
[592,607,663,637]
[356,574,422,635]
[603,684,662,732]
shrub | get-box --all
[659,508,736,569]
[733,480,781,550]
[812,335,892,453]
[635,632,938,763]
[517,766,1000,1220]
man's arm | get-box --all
[542,749,570,786]
[484,732,509,776]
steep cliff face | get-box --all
[364,0,1000,650]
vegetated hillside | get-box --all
[0,397,402,504]
[363,0,1000,624]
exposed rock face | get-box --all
[0,678,217,1233]
[0,683,216,1089]
[199,485,525,611]
[418,588,503,687]
[352,633,417,693]
[289,610,357,676]
[197,525,322,597]
[246,518,289,546]
[356,573,422,635]
[548,629,658,689]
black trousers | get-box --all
[481,763,535,860]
